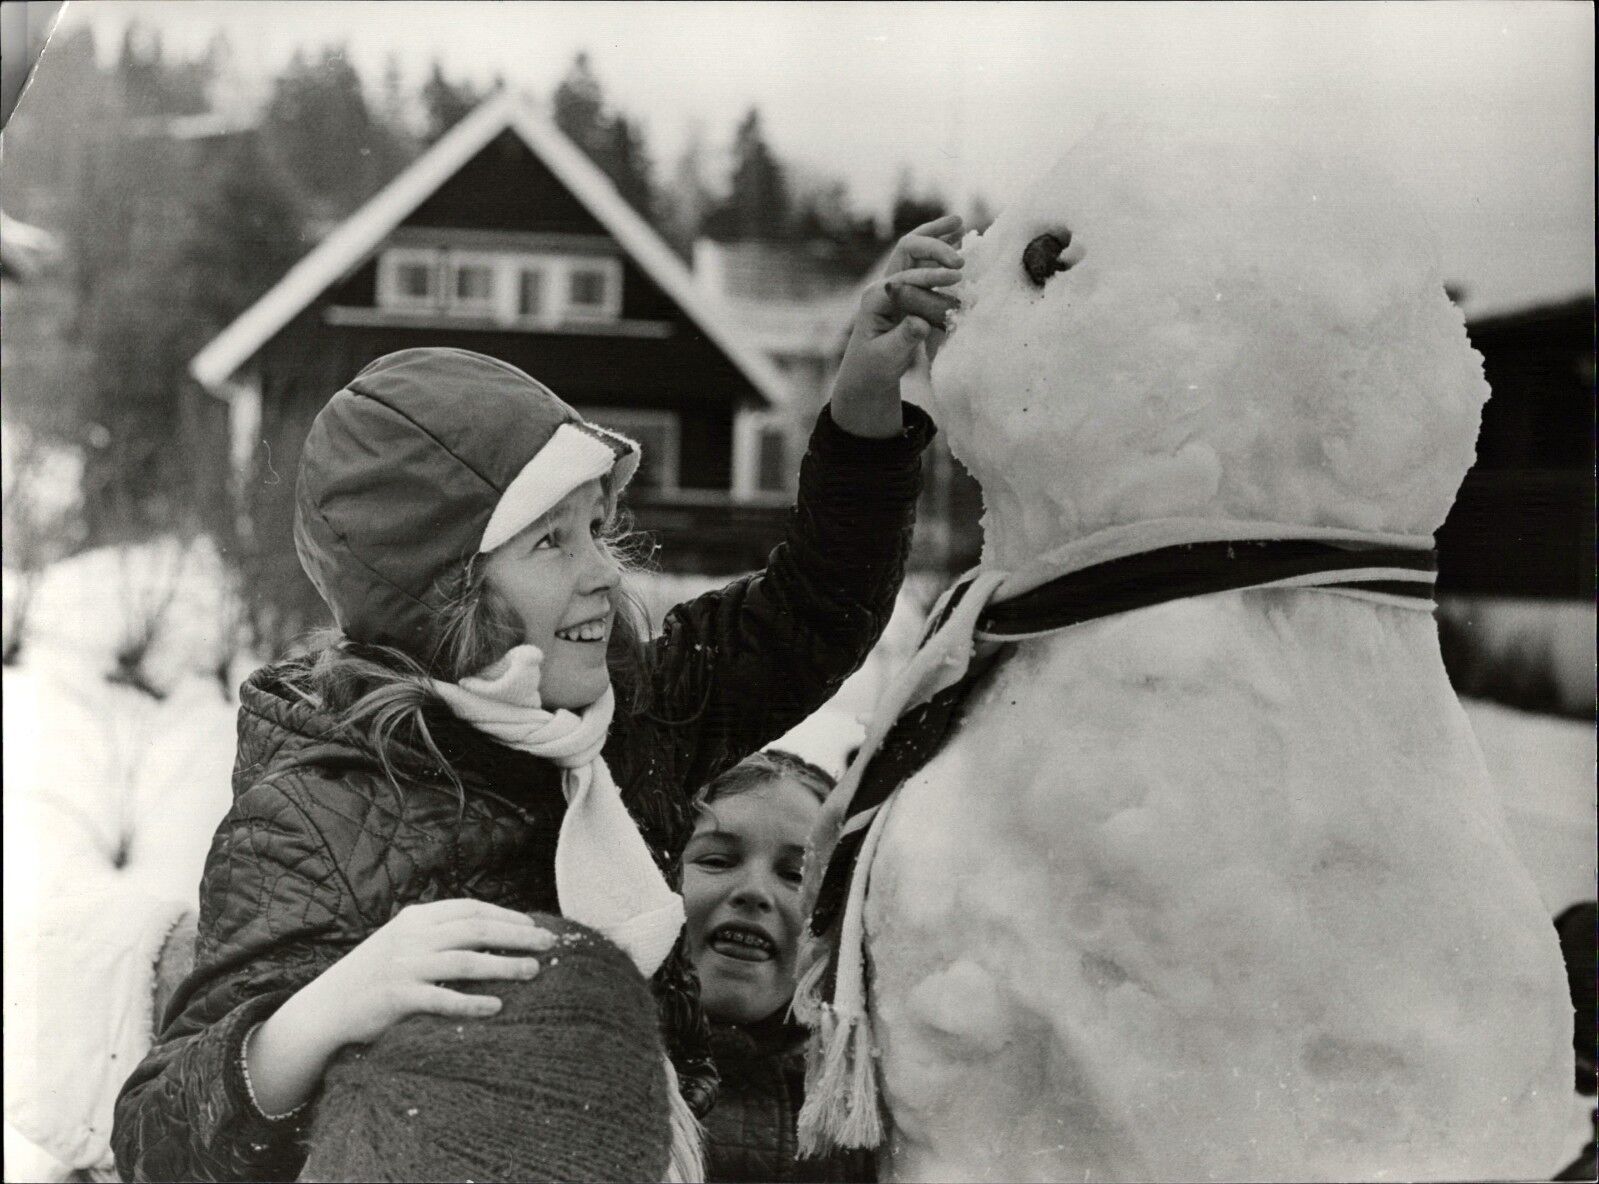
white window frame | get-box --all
[561,258,623,321]
[376,247,623,326]
[515,262,551,321]
[754,421,792,495]
[732,408,792,501]
[577,408,680,493]
[443,251,501,317]
[377,247,442,310]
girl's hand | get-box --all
[301,899,554,1044]
[830,214,965,438]
[245,900,555,1115]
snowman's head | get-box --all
[930,115,1489,571]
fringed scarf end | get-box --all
[797,1003,885,1155]
[790,938,833,1029]
[662,1055,706,1183]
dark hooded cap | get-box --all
[294,348,638,659]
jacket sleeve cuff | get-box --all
[814,400,936,462]
[220,991,313,1131]
[238,1022,313,1123]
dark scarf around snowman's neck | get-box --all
[791,520,1437,1156]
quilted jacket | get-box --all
[111,404,933,1183]
[704,1014,876,1183]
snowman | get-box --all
[798,116,1574,1182]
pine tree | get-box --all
[182,135,307,334]
[605,113,656,221]
[419,59,479,144]
[661,124,715,256]
[551,53,657,225]
[552,52,606,155]
[0,25,111,448]
[178,131,309,609]
[377,53,416,142]
[260,45,406,223]
[791,176,883,271]
[44,26,204,542]
[890,167,947,238]
[708,107,789,241]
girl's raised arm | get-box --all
[621,219,962,809]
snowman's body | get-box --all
[856,118,1574,1181]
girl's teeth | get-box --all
[711,931,774,962]
[713,928,774,952]
[557,621,605,641]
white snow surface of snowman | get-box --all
[857,115,1575,1181]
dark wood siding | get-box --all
[312,131,758,475]
[276,320,744,487]
[407,131,610,236]
[1436,299,1594,600]
[1468,302,1593,471]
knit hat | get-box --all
[294,348,640,658]
[300,914,677,1183]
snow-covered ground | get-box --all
[2,540,1592,1179]
[3,540,246,1182]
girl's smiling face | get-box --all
[481,478,619,710]
[683,775,821,1024]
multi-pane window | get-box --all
[578,408,679,493]
[449,260,497,313]
[395,260,434,301]
[378,247,621,324]
[380,248,440,309]
[568,267,610,314]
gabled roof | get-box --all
[190,91,789,407]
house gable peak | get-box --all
[190,91,787,410]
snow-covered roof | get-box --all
[190,91,789,408]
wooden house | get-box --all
[190,91,794,634]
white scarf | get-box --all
[431,645,685,979]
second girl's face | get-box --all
[481,478,619,711]
[683,776,821,1025]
